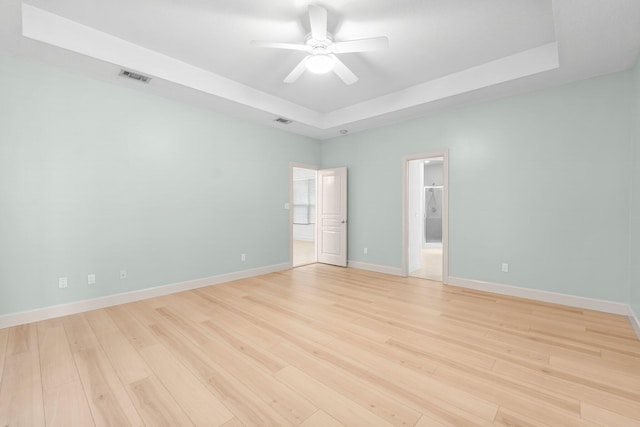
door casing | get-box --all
[402,151,449,282]
[289,162,319,268]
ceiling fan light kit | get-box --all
[305,54,333,74]
[251,4,388,85]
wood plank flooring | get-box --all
[1,264,639,426]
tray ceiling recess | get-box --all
[13,0,640,139]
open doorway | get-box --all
[291,166,317,267]
[404,152,448,282]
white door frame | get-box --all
[289,162,319,268]
[402,151,449,283]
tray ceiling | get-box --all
[1,0,639,139]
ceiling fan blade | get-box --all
[250,41,311,52]
[284,56,309,83]
[333,36,389,53]
[330,54,358,85]
[309,5,328,40]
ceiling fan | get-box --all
[251,5,388,85]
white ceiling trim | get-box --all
[21,3,322,127]
[22,3,558,131]
[323,42,559,128]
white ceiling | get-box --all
[1,0,640,139]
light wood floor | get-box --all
[293,240,315,267]
[1,264,639,427]
[410,245,443,281]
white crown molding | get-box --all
[20,4,322,128]
[448,276,631,315]
[0,262,289,329]
[323,42,559,128]
[21,4,559,133]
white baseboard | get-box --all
[629,307,640,340]
[0,263,290,329]
[447,276,630,315]
[347,260,403,277]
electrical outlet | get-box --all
[88,273,96,285]
[58,277,68,289]
[284,202,290,210]
[241,253,246,262]
[364,247,368,255]
[501,263,509,273]
[120,270,127,279]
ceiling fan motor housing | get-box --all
[305,33,334,53]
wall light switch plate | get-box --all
[284,202,290,210]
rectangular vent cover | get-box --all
[274,117,293,124]
[119,69,152,83]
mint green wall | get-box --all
[2,53,639,318]
[630,58,640,318]
[322,71,634,302]
[0,56,320,316]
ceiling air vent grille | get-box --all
[274,117,293,125]
[119,69,152,83]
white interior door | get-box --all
[317,167,347,267]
